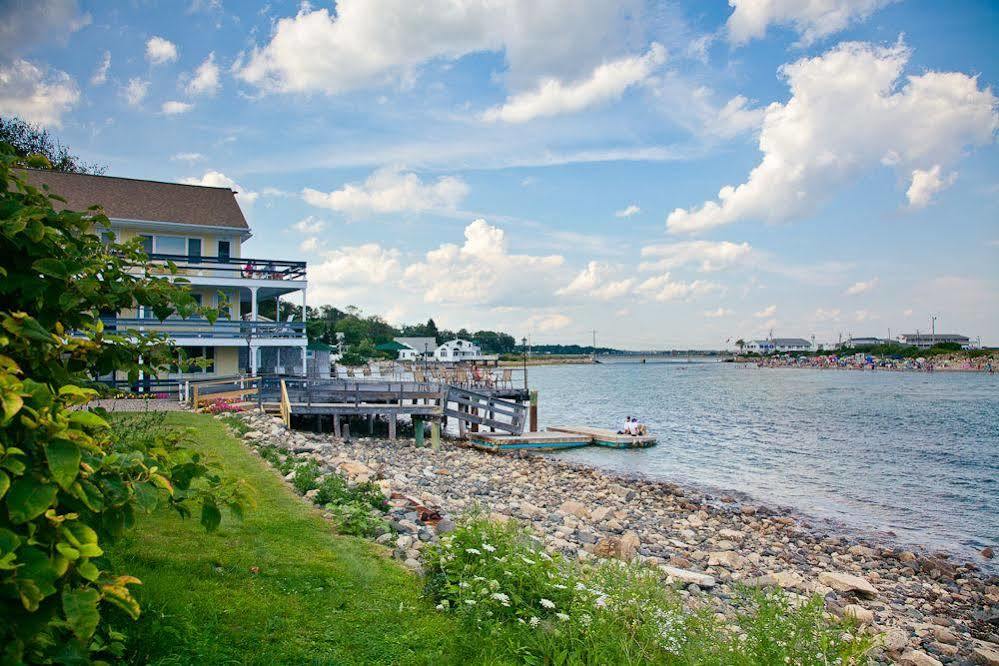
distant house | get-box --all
[306,341,333,378]
[434,338,484,362]
[393,337,437,361]
[896,333,970,349]
[745,338,812,354]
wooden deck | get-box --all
[547,425,657,448]
[469,431,591,452]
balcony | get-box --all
[135,253,307,281]
[102,317,306,341]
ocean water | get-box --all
[528,360,998,563]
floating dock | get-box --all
[470,426,657,452]
[547,425,657,449]
[469,431,591,452]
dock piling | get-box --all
[431,421,441,451]
[414,417,424,447]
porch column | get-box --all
[275,293,281,321]
[250,287,259,321]
[250,344,258,375]
[300,288,306,321]
[300,346,307,377]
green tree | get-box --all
[0,147,246,663]
[0,116,106,175]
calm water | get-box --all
[529,361,998,563]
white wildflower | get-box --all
[539,598,555,609]
[465,548,481,555]
[482,543,496,552]
[556,612,570,621]
[520,556,535,565]
[464,599,477,605]
[529,616,540,627]
[491,592,510,605]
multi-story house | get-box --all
[19,169,308,386]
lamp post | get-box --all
[521,336,528,390]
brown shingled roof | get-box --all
[15,169,249,230]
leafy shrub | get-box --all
[313,474,387,511]
[219,415,250,437]
[0,145,246,663]
[326,501,389,538]
[291,461,321,494]
[424,514,874,665]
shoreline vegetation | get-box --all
[216,408,998,666]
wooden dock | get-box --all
[468,431,591,452]
[547,425,657,448]
[470,426,657,452]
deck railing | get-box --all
[131,253,306,280]
[101,317,305,340]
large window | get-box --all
[138,234,153,254]
[188,238,202,263]
[156,235,186,255]
[217,240,230,262]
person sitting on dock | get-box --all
[618,416,633,435]
[632,418,648,436]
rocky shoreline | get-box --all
[229,410,999,666]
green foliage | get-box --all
[291,460,321,494]
[326,501,390,538]
[0,144,246,663]
[0,116,107,175]
[313,474,386,511]
[219,415,250,437]
[424,514,874,665]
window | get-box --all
[218,240,230,262]
[156,236,185,255]
[188,238,202,263]
[138,234,153,255]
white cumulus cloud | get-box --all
[557,262,634,301]
[235,1,642,96]
[527,313,572,332]
[181,171,258,205]
[292,216,326,234]
[0,59,79,127]
[666,41,998,235]
[845,277,878,295]
[186,52,220,96]
[90,51,111,85]
[404,219,564,306]
[121,77,149,106]
[482,43,665,123]
[309,243,401,302]
[635,273,720,302]
[302,166,468,217]
[640,241,753,272]
[704,307,732,318]
[906,165,957,209]
[615,204,641,218]
[754,304,777,318]
[161,100,193,115]
[727,0,896,46]
[146,36,178,65]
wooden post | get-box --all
[470,406,479,433]
[333,415,341,438]
[343,422,350,442]
[413,417,424,447]
[458,404,466,438]
[431,420,441,451]
[388,413,397,441]
[529,390,538,432]
[367,414,374,435]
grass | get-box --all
[105,412,498,665]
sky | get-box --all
[1,0,997,349]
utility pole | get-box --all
[931,315,937,338]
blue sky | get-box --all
[2,0,997,348]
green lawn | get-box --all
[106,412,497,665]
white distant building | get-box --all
[434,338,484,362]
[393,337,437,361]
[896,333,971,349]
[745,338,812,354]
